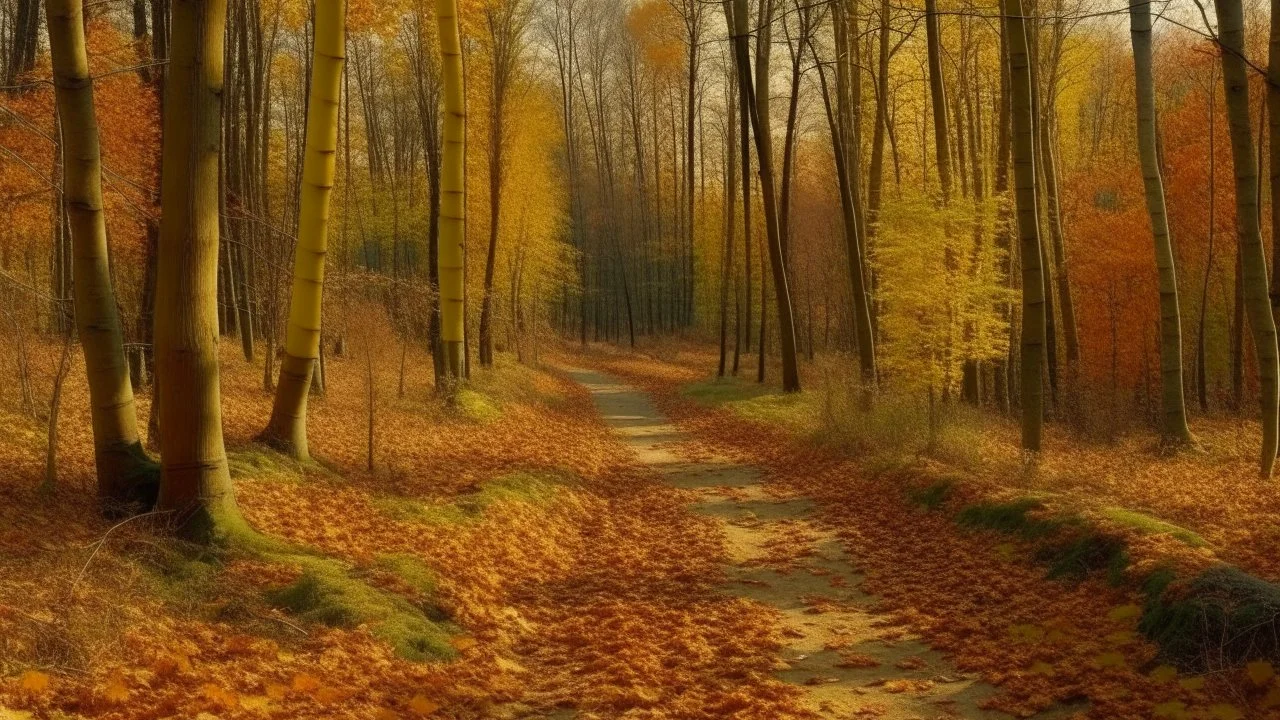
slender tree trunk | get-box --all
[813,21,876,404]
[1216,0,1279,477]
[46,0,158,509]
[1269,0,1280,346]
[437,0,466,378]
[924,0,951,203]
[719,67,736,377]
[867,0,890,239]
[1129,0,1192,445]
[154,0,243,539]
[728,0,800,391]
[1003,0,1047,453]
[1199,68,1217,413]
[262,0,345,460]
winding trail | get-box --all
[568,367,1076,720]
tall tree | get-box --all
[262,0,347,460]
[1128,0,1192,446]
[811,2,876,404]
[1003,0,1046,453]
[44,0,157,508]
[1214,0,1279,478]
[478,0,529,367]
[725,0,801,391]
[437,0,466,378]
[923,0,952,203]
[5,0,39,88]
[154,0,243,537]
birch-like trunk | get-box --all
[263,0,346,460]
[45,0,157,509]
[1128,0,1192,446]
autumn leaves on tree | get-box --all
[27,0,1280,551]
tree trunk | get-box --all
[262,0,346,461]
[1129,0,1193,446]
[924,0,952,203]
[1215,0,1280,477]
[1003,0,1047,453]
[813,17,876,404]
[728,0,800,392]
[45,0,158,510]
[436,0,466,378]
[867,0,890,239]
[154,0,243,539]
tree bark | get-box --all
[263,0,346,460]
[154,0,243,539]
[1129,0,1193,446]
[1215,0,1279,477]
[1003,0,1047,453]
[45,0,157,509]
[728,0,801,392]
[437,0,466,378]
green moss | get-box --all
[265,556,455,661]
[906,479,954,510]
[955,498,1066,539]
[683,377,815,430]
[376,470,565,526]
[143,542,225,611]
[683,377,775,406]
[454,387,502,423]
[227,445,342,485]
[1102,507,1207,547]
[1038,532,1130,585]
[374,553,438,596]
[1140,565,1280,670]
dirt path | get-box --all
[568,367,1078,720]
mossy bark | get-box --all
[154,0,243,540]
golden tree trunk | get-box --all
[44,0,156,509]
[264,0,346,459]
[437,0,466,378]
[154,0,242,538]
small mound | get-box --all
[266,556,455,662]
[1141,565,1280,671]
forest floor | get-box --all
[0,338,1278,718]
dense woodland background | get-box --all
[3,0,1275,440]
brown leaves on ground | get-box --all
[591,344,1280,720]
[0,342,809,719]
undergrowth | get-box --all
[140,444,476,662]
[1140,565,1280,671]
[375,470,566,525]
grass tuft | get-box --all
[1102,507,1207,547]
[376,470,565,526]
[454,387,502,423]
[265,556,455,661]
[1038,531,1130,585]
[955,498,1065,539]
